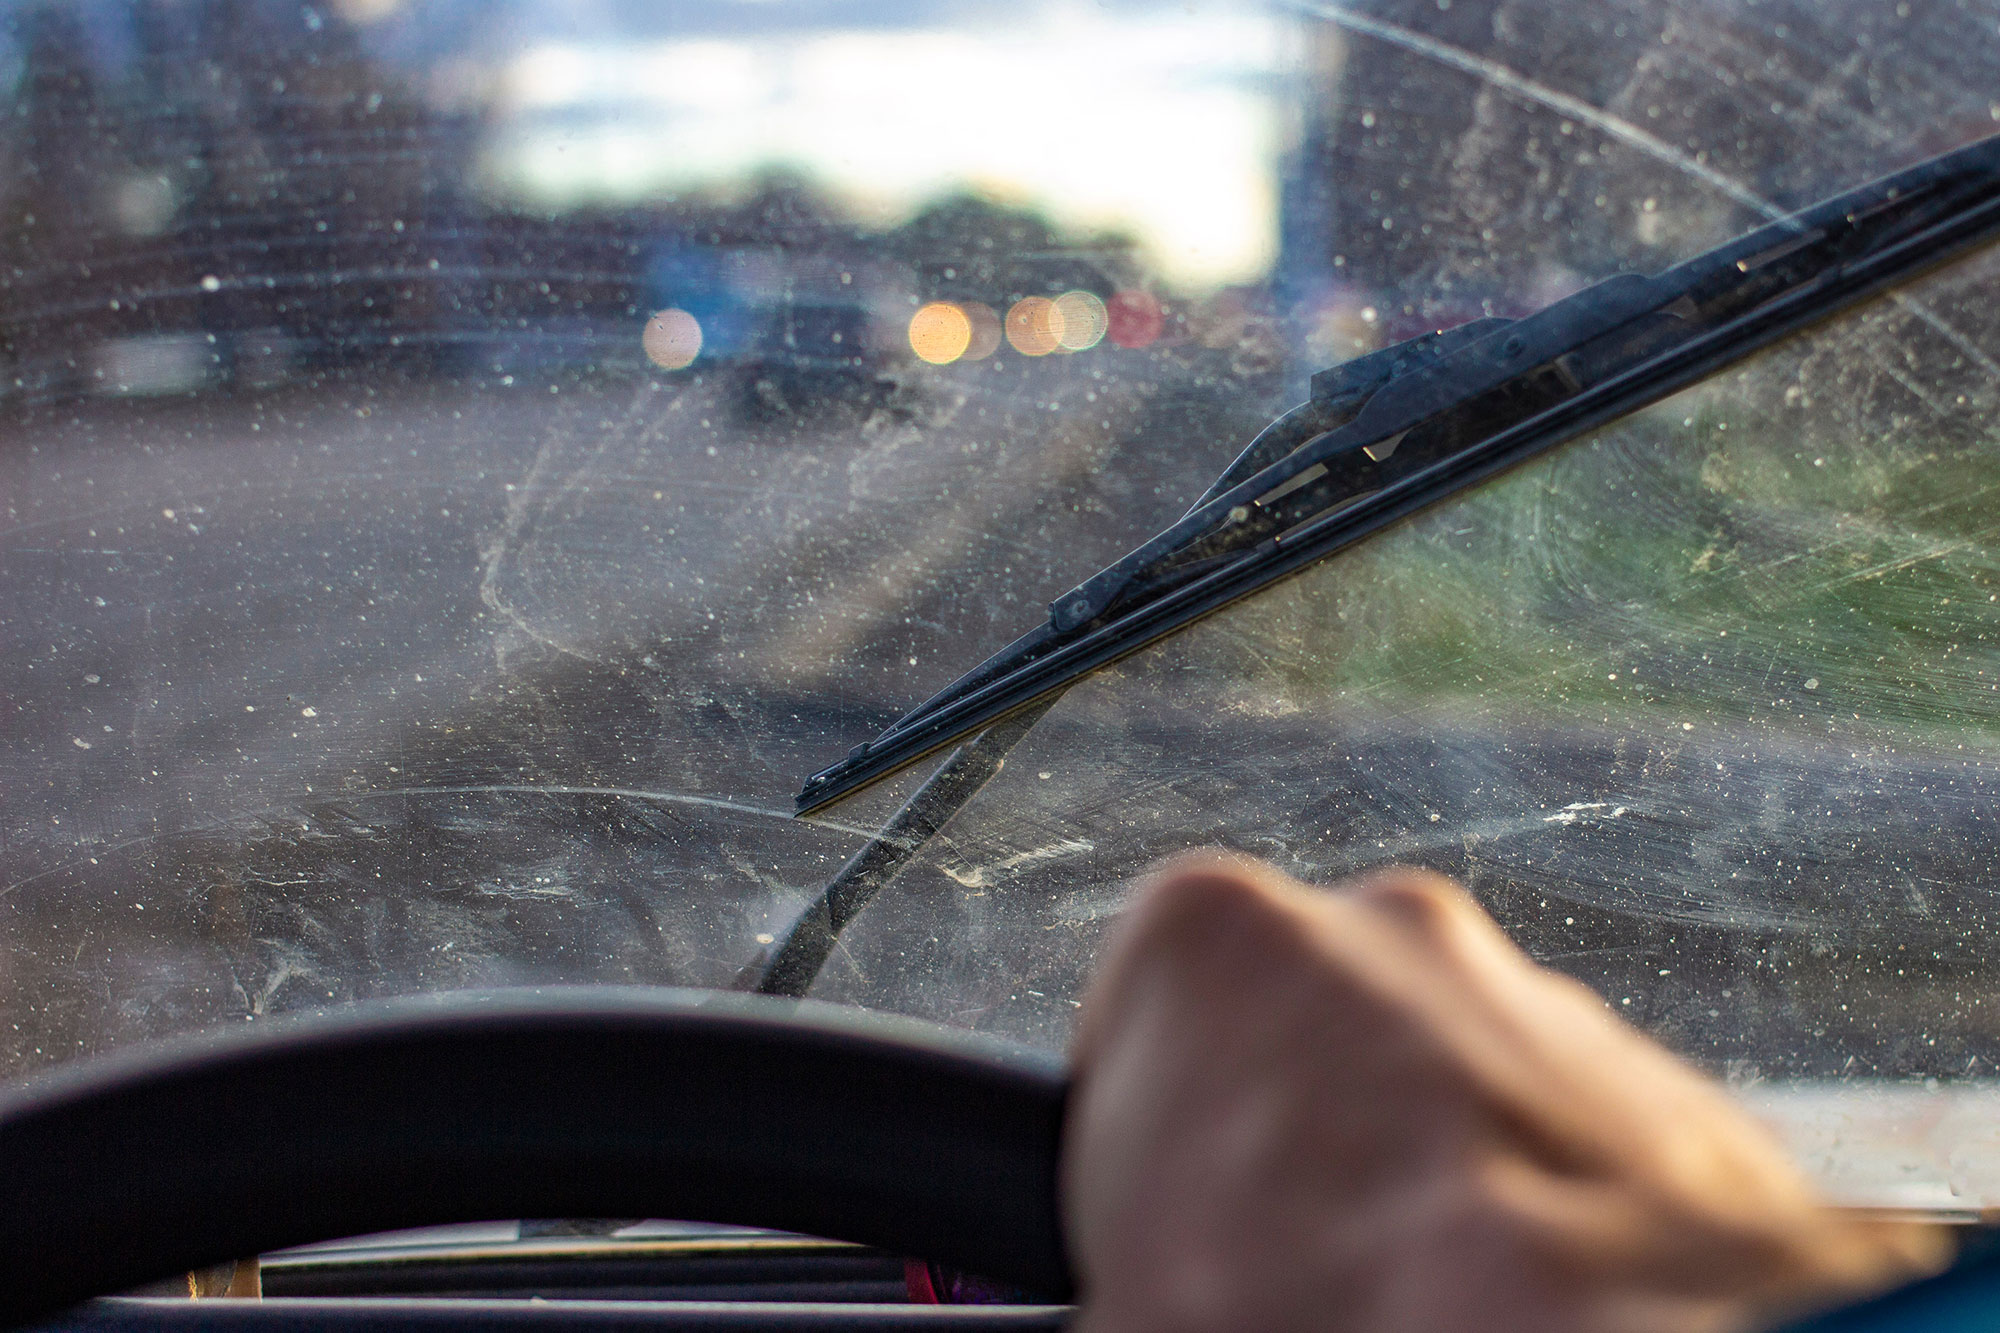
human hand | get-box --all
[1061,853,1945,1333]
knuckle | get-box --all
[1351,867,1479,936]
[1119,852,1318,969]
[1133,852,1292,930]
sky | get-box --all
[462,0,1295,290]
[1,0,1298,291]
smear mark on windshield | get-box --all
[940,838,1096,890]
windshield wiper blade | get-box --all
[798,131,2000,815]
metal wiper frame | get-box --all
[795,130,2000,817]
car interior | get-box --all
[9,0,2000,1329]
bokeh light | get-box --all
[1106,289,1164,349]
[1053,290,1108,351]
[642,308,703,369]
[908,301,974,364]
[1005,296,1062,356]
[961,302,1002,361]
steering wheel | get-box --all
[3,986,1997,1332]
[0,989,1071,1327]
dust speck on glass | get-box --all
[3,0,1999,1209]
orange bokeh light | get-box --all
[642,308,702,369]
[1005,296,1062,356]
[960,301,1002,360]
[908,301,974,365]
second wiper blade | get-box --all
[798,131,2000,815]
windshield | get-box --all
[6,0,2000,1211]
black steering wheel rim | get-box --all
[0,988,1073,1327]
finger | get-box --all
[1326,869,1827,1204]
[1070,849,1320,1070]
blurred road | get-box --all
[0,346,1282,1065]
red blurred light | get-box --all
[1106,289,1163,349]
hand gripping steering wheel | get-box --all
[0,986,1993,1332]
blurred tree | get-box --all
[1285,0,2000,341]
[0,0,477,394]
[0,5,117,384]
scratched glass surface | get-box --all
[4,0,2000,1208]
[825,273,2000,1130]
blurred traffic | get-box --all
[0,0,1303,412]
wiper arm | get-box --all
[799,131,2000,815]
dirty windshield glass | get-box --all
[5,0,2000,1209]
